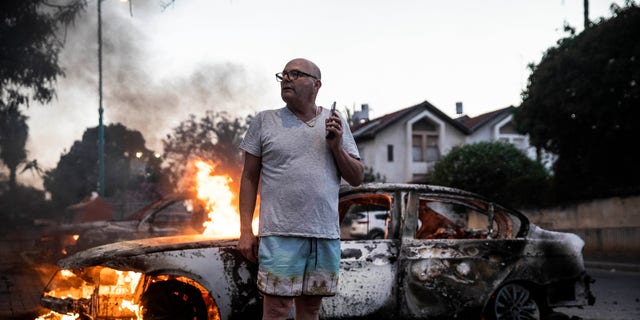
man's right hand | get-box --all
[238,152,261,264]
[238,232,258,264]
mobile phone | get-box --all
[326,101,337,139]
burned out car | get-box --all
[39,193,206,260]
[40,183,594,320]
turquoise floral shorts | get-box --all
[257,236,340,297]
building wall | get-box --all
[438,119,467,154]
[466,122,493,143]
[358,110,467,183]
[466,115,517,144]
[358,125,408,183]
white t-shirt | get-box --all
[239,106,360,239]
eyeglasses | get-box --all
[275,70,319,82]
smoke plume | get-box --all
[29,0,267,169]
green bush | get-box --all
[431,141,550,208]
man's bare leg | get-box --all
[293,296,323,320]
[263,294,293,320]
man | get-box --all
[238,58,363,320]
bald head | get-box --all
[280,58,322,111]
[287,58,321,80]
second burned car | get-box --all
[40,183,595,320]
[38,193,206,261]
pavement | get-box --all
[1,225,639,320]
[0,265,50,320]
[0,227,53,320]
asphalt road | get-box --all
[557,268,640,320]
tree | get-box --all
[0,183,52,226]
[162,111,250,194]
[0,0,176,221]
[431,142,550,208]
[0,0,85,215]
[44,123,161,208]
[514,2,640,200]
[0,106,28,191]
[0,0,86,112]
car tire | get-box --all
[367,229,385,239]
[485,283,542,320]
[141,279,208,320]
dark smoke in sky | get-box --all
[36,0,265,159]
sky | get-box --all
[18,0,628,188]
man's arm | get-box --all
[326,113,364,186]
[331,146,364,186]
[238,152,261,263]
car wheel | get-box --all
[141,280,208,320]
[489,283,541,320]
[367,229,385,239]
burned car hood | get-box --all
[57,234,238,270]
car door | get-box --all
[321,191,400,318]
[397,190,527,319]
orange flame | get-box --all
[38,268,143,320]
[35,312,80,319]
[194,160,258,237]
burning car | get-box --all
[38,193,206,261]
[39,183,594,320]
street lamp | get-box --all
[97,0,131,197]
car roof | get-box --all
[340,183,488,200]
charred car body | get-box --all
[39,193,205,261]
[40,183,595,319]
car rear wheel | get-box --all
[489,283,541,320]
[368,229,385,239]
[141,280,208,320]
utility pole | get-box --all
[584,0,590,29]
[97,0,105,197]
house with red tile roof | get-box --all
[350,100,533,183]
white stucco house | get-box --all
[350,100,535,183]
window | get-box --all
[387,145,394,162]
[414,197,522,240]
[339,194,392,240]
[412,135,424,161]
[412,133,439,162]
[411,118,439,163]
[425,135,440,162]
